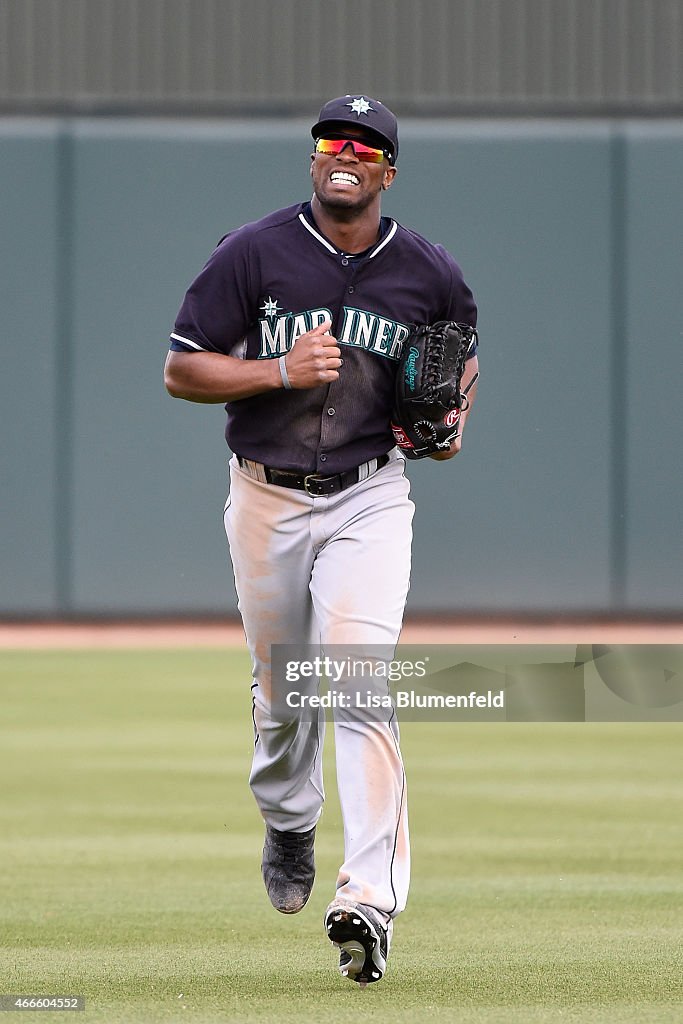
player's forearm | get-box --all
[164,351,281,403]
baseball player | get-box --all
[165,95,478,985]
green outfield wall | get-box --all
[1,119,681,617]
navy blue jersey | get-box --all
[171,202,477,473]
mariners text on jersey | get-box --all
[258,304,410,361]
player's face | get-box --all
[310,129,396,212]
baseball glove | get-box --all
[391,321,478,460]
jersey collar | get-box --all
[298,202,397,261]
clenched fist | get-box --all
[280,320,342,389]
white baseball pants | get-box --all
[223,449,413,918]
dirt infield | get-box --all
[0,618,681,648]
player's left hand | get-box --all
[429,434,462,460]
[429,354,479,460]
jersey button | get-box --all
[320,454,327,462]
[327,407,336,416]
[341,258,349,266]
[348,285,355,294]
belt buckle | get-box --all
[304,473,336,496]
[303,473,322,496]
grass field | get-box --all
[1,649,682,1023]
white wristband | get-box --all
[278,354,292,390]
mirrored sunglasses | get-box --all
[315,137,390,164]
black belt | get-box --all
[237,453,390,496]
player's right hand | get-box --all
[281,320,342,389]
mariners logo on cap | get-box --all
[345,96,374,117]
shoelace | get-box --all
[271,829,313,860]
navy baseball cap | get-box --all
[312,95,399,164]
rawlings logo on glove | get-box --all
[391,321,478,460]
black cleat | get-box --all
[261,823,316,914]
[324,900,392,985]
